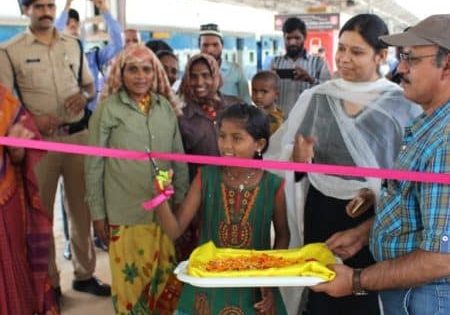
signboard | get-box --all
[275,13,340,31]
[274,13,340,72]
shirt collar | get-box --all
[408,100,450,137]
[24,27,65,46]
[182,93,227,119]
[220,59,231,71]
[119,89,161,112]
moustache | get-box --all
[39,16,54,21]
[287,45,300,52]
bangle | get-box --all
[352,268,368,296]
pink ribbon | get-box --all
[0,136,449,185]
[142,187,174,211]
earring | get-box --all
[257,150,262,158]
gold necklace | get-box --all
[137,94,151,114]
[224,168,258,192]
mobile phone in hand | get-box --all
[275,68,295,79]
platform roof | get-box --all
[206,0,419,30]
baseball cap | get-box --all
[199,23,223,39]
[380,14,450,50]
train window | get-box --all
[232,53,236,63]
[249,52,254,63]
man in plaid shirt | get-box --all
[312,15,450,314]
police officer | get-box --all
[0,0,111,299]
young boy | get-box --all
[251,71,284,135]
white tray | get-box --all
[174,261,327,288]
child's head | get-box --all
[251,71,280,111]
[218,104,270,160]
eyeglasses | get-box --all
[399,52,438,66]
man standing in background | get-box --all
[199,23,251,103]
[0,0,111,300]
[271,17,331,116]
[54,0,123,259]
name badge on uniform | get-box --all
[26,58,40,63]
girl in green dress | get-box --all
[156,104,290,314]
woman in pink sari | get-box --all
[0,84,58,314]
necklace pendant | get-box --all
[239,184,244,192]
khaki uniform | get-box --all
[0,28,95,286]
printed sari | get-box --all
[0,85,58,314]
[108,223,181,314]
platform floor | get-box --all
[54,184,114,314]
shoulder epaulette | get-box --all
[0,32,27,50]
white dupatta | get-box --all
[265,78,421,314]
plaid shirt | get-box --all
[270,52,331,116]
[370,100,450,283]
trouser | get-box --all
[34,130,95,287]
[61,181,70,241]
[380,283,450,315]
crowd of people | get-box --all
[0,0,449,314]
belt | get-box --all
[60,108,92,135]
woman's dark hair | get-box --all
[145,40,173,55]
[157,50,178,61]
[339,14,389,53]
[218,104,270,158]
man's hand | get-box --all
[64,0,74,11]
[311,264,353,297]
[93,219,109,249]
[326,226,367,260]
[293,134,316,163]
[32,114,61,137]
[293,66,315,83]
[64,92,88,116]
[93,0,108,12]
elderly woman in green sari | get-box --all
[85,44,188,314]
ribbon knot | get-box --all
[142,187,174,211]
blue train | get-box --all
[141,31,284,80]
[0,23,283,81]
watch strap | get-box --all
[352,268,368,296]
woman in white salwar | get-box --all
[266,14,422,315]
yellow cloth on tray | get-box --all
[187,241,336,281]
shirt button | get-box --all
[442,235,449,242]
[401,145,407,151]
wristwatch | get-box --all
[352,268,369,296]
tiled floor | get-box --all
[54,184,114,314]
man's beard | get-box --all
[286,45,302,59]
